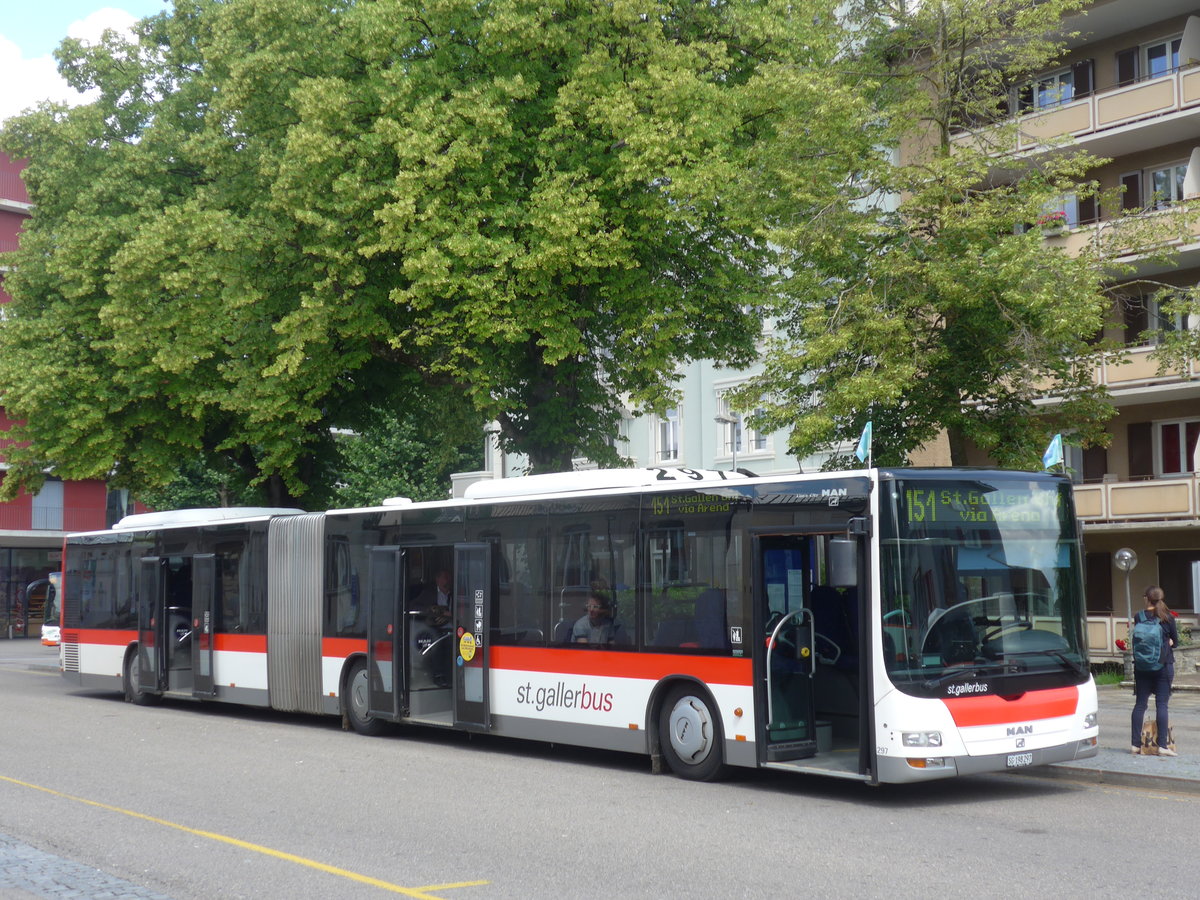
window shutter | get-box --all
[1116,47,1139,86]
[1017,83,1033,113]
[1085,553,1114,614]
[1120,171,1143,210]
[1078,195,1098,223]
[1127,421,1153,479]
[1072,58,1094,96]
[1082,446,1108,482]
[1124,294,1148,344]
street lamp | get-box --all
[714,414,737,472]
[1115,548,1138,626]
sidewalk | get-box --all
[5,638,1200,791]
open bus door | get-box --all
[137,557,165,694]
[756,529,870,780]
[192,554,217,697]
[366,546,405,721]
[452,543,491,732]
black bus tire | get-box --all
[658,684,726,781]
[123,649,160,706]
[345,659,385,736]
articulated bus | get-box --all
[57,467,1098,784]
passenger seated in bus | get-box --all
[571,591,626,645]
[414,568,452,626]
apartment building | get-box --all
[451,351,832,498]
[0,152,119,640]
[941,0,1200,659]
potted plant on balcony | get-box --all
[1036,210,1069,235]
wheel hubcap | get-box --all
[668,696,713,764]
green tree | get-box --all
[734,0,1195,470]
[0,0,862,500]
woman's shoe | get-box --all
[1158,747,1177,757]
[1131,746,1141,755]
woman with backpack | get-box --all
[1130,585,1179,756]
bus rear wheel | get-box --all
[123,650,160,706]
[658,685,725,781]
[345,659,385,736]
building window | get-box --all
[1149,162,1188,209]
[657,408,680,462]
[31,479,64,531]
[1040,194,1080,227]
[1157,418,1200,475]
[1117,36,1182,85]
[716,394,768,458]
[1145,37,1182,79]
[1016,68,1074,112]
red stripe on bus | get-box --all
[489,646,753,685]
[69,629,136,646]
[322,637,368,658]
[942,685,1079,727]
[212,633,268,654]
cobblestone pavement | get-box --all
[0,832,175,900]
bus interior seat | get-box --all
[652,617,697,647]
[693,588,729,651]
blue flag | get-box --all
[855,421,872,464]
[1042,433,1063,469]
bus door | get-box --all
[137,557,166,693]
[366,546,405,721]
[757,534,820,762]
[191,554,217,697]
[452,542,492,732]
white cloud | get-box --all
[0,9,140,126]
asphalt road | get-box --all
[2,640,1199,899]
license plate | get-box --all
[1007,752,1034,768]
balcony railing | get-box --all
[1003,65,1200,151]
[1074,474,1200,523]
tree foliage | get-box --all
[0,0,862,500]
[734,0,1195,470]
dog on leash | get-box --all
[1139,721,1176,755]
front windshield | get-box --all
[880,476,1088,699]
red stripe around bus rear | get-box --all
[941,685,1079,726]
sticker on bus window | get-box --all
[459,632,477,662]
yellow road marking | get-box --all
[0,774,488,898]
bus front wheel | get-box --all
[345,659,385,736]
[123,650,160,706]
[658,685,725,781]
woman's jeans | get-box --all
[1131,663,1174,748]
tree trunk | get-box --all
[947,426,970,468]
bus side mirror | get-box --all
[829,538,858,588]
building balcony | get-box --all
[1012,65,1200,156]
[1075,473,1200,524]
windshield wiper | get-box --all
[1003,649,1086,676]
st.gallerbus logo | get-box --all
[516,680,614,713]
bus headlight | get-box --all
[902,731,942,748]
[1084,713,1097,729]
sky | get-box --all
[0,2,169,125]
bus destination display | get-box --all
[902,485,1056,527]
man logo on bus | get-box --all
[1007,725,1033,736]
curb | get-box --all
[1015,762,1200,794]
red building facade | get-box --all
[1,152,121,639]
